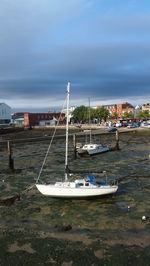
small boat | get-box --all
[76,98,109,156]
[77,143,109,156]
[36,82,118,198]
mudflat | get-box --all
[0,129,150,265]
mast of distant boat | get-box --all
[88,97,92,143]
[65,82,70,181]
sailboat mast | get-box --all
[65,82,70,181]
[88,97,92,143]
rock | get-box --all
[60,224,72,232]
[0,195,20,206]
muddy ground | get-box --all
[0,129,150,265]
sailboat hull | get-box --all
[88,147,109,155]
[36,183,118,198]
[77,143,110,156]
[77,147,109,156]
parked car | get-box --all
[122,123,128,127]
[141,121,150,128]
[127,124,136,128]
[116,122,122,127]
[108,127,117,132]
[112,123,116,127]
[135,122,141,128]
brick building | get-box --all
[12,112,25,119]
[97,102,134,118]
[24,112,65,128]
[116,102,134,118]
[102,104,117,117]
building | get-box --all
[97,102,135,118]
[24,112,65,128]
[11,112,25,126]
[142,103,150,113]
[62,106,75,122]
[116,102,134,118]
[12,112,25,120]
[0,103,11,124]
[13,118,24,127]
[62,106,75,115]
[102,104,117,117]
[12,112,25,127]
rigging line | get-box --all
[36,97,67,184]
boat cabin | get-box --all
[75,179,94,187]
[82,144,103,150]
[54,179,97,188]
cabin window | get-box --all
[90,146,93,148]
[78,183,83,186]
[85,183,89,186]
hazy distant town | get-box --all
[0,101,150,129]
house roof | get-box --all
[0,103,11,108]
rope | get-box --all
[36,97,67,184]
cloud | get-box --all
[0,0,150,110]
[0,43,150,101]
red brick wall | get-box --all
[24,113,65,128]
[24,113,30,128]
[117,103,134,118]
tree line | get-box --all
[72,106,150,123]
[72,106,109,123]
[136,110,150,119]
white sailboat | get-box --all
[77,98,109,156]
[77,143,109,156]
[36,82,118,198]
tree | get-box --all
[96,106,109,121]
[113,112,118,119]
[122,111,134,119]
[72,106,89,122]
[72,105,110,123]
[108,114,112,119]
[90,108,96,120]
[136,110,150,120]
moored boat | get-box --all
[77,143,109,156]
[36,82,118,198]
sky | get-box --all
[0,0,150,111]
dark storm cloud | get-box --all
[0,43,149,101]
[0,0,150,107]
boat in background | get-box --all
[76,98,109,156]
[77,143,109,156]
